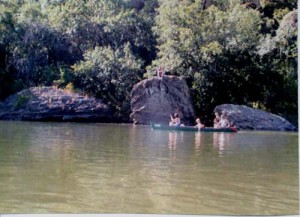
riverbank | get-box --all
[0,86,297,131]
[0,86,114,122]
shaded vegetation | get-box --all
[0,0,297,125]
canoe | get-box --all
[150,122,238,133]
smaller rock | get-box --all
[214,104,296,131]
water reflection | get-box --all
[194,132,202,154]
[0,122,298,215]
[212,133,235,156]
[168,132,178,151]
[168,132,179,165]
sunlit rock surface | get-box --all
[214,104,296,131]
[276,10,297,40]
[258,9,297,56]
[0,87,113,122]
[130,76,195,125]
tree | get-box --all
[257,10,297,125]
[152,0,263,123]
[72,43,143,119]
[0,1,24,98]
[0,0,297,124]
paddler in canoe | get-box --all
[169,113,184,127]
[169,113,205,128]
[195,117,205,130]
[169,113,205,129]
[213,112,220,128]
[150,111,237,132]
[219,112,230,128]
[213,111,231,128]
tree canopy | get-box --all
[0,0,297,125]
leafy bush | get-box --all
[73,43,143,119]
[0,0,297,124]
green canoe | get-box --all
[150,122,238,133]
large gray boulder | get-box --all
[214,104,296,131]
[0,87,113,122]
[130,76,195,125]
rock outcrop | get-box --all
[130,76,195,125]
[259,10,297,56]
[214,104,296,131]
[276,10,297,40]
[203,0,260,10]
[0,87,113,122]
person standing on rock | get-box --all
[156,66,165,78]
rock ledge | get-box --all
[0,87,113,122]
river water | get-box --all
[0,121,298,215]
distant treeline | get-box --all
[0,0,297,125]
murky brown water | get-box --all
[0,121,298,215]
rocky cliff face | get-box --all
[0,87,113,122]
[277,10,297,39]
[214,104,296,131]
[130,76,195,125]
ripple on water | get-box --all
[0,122,298,214]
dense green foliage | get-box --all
[0,0,297,125]
[153,0,297,125]
[73,44,143,119]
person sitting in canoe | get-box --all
[213,112,220,128]
[195,118,205,129]
[219,112,230,128]
[169,113,183,127]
